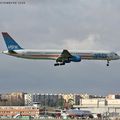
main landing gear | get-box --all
[107,60,110,66]
[54,62,65,66]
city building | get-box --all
[32,93,63,107]
[24,93,33,106]
[106,94,120,99]
[1,92,25,106]
[1,92,120,115]
[0,106,40,117]
[79,98,107,107]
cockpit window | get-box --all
[115,53,118,56]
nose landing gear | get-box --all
[107,60,110,66]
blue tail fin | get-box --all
[2,32,23,50]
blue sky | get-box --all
[0,0,120,95]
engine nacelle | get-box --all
[70,55,81,62]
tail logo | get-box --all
[8,45,19,50]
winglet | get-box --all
[2,32,23,50]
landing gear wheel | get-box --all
[107,61,109,66]
[54,63,59,66]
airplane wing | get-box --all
[61,49,72,58]
[55,49,81,66]
[55,49,72,66]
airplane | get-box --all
[1,32,120,66]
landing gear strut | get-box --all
[107,60,109,66]
[60,62,65,65]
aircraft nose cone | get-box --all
[119,56,120,59]
[117,55,120,59]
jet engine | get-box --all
[70,55,81,62]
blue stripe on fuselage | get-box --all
[93,53,108,59]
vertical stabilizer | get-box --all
[2,32,22,50]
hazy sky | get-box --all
[0,0,120,95]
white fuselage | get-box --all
[2,49,120,61]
